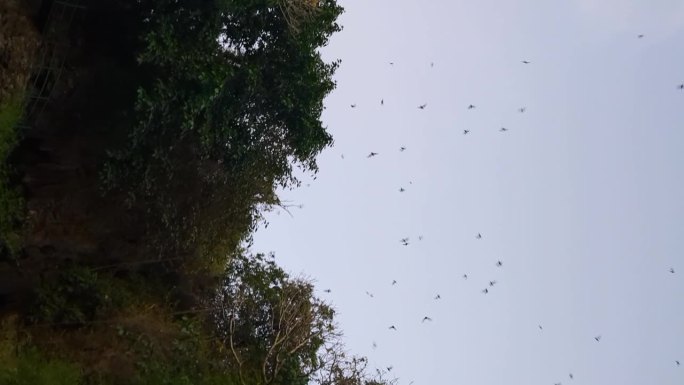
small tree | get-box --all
[213,252,338,385]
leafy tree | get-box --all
[212,252,338,385]
[101,0,343,257]
[211,252,397,385]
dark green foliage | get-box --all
[101,0,343,257]
[123,315,245,385]
[29,267,106,325]
[27,267,155,326]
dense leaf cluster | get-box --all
[101,0,342,256]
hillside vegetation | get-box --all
[0,1,392,384]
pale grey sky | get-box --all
[253,1,684,384]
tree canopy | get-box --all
[99,0,343,256]
[211,252,396,385]
[0,2,399,384]
[213,252,336,384]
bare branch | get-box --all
[277,0,321,35]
